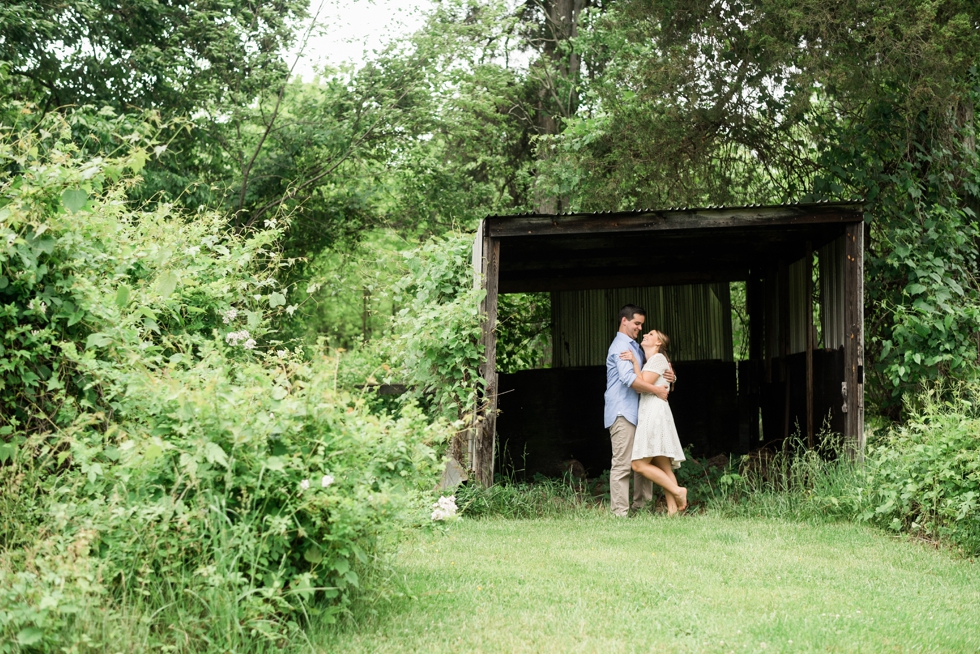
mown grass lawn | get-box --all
[317,513,980,653]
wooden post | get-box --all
[805,242,814,448]
[747,272,764,444]
[476,236,501,485]
[764,270,775,384]
[748,272,764,362]
[779,260,791,441]
[843,222,865,457]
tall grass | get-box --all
[705,431,864,523]
[455,475,600,519]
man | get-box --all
[604,304,675,516]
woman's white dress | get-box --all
[631,353,685,469]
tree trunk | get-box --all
[528,0,586,214]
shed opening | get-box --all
[469,202,865,486]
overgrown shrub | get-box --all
[0,109,450,651]
[857,385,980,554]
[384,233,485,421]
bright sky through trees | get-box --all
[294,0,430,78]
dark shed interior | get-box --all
[468,202,865,485]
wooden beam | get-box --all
[805,241,814,448]
[843,221,865,457]
[476,237,501,485]
[499,268,750,294]
[487,208,864,239]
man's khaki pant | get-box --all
[609,416,653,516]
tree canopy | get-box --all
[2,0,979,410]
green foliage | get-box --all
[0,111,451,651]
[0,109,282,434]
[386,233,485,421]
[495,292,552,373]
[857,384,980,553]
[0,0,307,112]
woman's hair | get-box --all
[654,330,671,365]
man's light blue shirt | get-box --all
[603,332,645,429]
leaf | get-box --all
[304,548,323,564]
[154,271,178,297]
[269,291,286,308]
[204,442,229,468]
[86,332,112,348]
[265,456,284,472]
[16,627,44,645]
[34,237,55,255]
[115,284,131,308]
[61,188,88,213]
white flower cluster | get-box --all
[225,329,255,349]
[299,474,334,491]
[222,308,238,324]
[28,299,47,314]
[431,495,458,521]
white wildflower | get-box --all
[243,338,256,350]
[321,474,334,488]
[264,219,278,229]
[276,349,288,359]
[299,479,310,491]
[225,329,250,346]
[222,308,238,324]
[39,301,46,315]
[5,233,14,246]
[431,495,458,521]
[185,245,201,256]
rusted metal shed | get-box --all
[468,201,865,485]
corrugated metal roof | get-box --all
[485,199,864,221]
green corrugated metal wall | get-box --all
[551,284,734,367]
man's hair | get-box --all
[619,304,646,321]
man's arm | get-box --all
[631,377,669,400]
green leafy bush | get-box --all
[857,385,980,554]
[0,109,450,651]
[386,233,485,421]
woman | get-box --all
[621,330,687,514]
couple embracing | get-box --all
[604,304,688,516]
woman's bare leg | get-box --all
[631,457,687,515]
[653,456,687,512]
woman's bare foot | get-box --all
[675,487,688,512]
